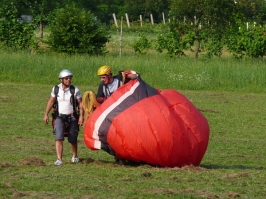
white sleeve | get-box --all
[75,87,82,99]
[51,87,56,97]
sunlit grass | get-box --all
[1,49,266,93]
[0,83,265,198]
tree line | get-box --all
[0,0,266,59]
[2,0,266,25]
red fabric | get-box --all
[84,79,210,167]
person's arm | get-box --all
[126,73,138,80]
[125,70,139,79]
[96,83,105,104]
[121,70,139,84]
[77,97,84,126]
[44,96,56,124]
[96,97,104,104]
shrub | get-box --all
[47,3,109,55]
[226,26,266,59]
[131,32,151,54]
[0,1,36,50]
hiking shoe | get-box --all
[71,156,79,163]
[54,159,63,166]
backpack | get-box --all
[51,85,79,136]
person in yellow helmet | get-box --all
[96,65,139,104]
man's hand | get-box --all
[44,114,49,124]
[78,116,83,126]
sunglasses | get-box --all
[64,77,72,80]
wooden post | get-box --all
[39,22,43,38]
[150,14,154,25]
[140,15,143,27]
[112,13,118,28]
[125,13,130,28]
[120,17,123,57]
[162,12,165,24]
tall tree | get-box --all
[236,0,266,25]
[169,0,241,59]
[26,0,64,38]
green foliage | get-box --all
[237,0,266,26]
[155,21,194,57]
[226,26,266,59]
[169,0,241,59]
[0,1,36,50]
[46,3,109,55]
[201,31,224,58]
[123,0,170,22]
[130,32,151,54]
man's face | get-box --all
[99,75,110,84]
[61,76,72,86]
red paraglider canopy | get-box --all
[84,77,209,167]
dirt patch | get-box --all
[1,182,13,188]
[120,177,132,182]
[0,162,13,168]
[12,191,29,198]
[222,172,250,180]
[79,195,96,199]
[149,188,218,198]
[226,191,241,198]
[19,157,46,166]
[81,158,94,164]
[141,172,152,177]
[168,165,208,172]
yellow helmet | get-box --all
[97,65,112,76]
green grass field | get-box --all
[0,33,266,198]
[0,81,265,198]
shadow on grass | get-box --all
[200,164,264,170]
[81,157,264,170]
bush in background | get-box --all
[226,25,266,59]
[0,1,36,50]
[46,3,109,55]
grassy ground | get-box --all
[0,82,265,198]
[1,50,266,93]
[0,30,265,198]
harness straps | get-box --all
[104,77,122,97]
[53,85,77,116]
[52,85,78,137]
[69,85,77,114]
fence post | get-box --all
[112,13,118,28]
[140,15,143,27]
[150,14,154,25]
[120,17,123,57]
[125,13,130,28]
[162,12,165,24]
